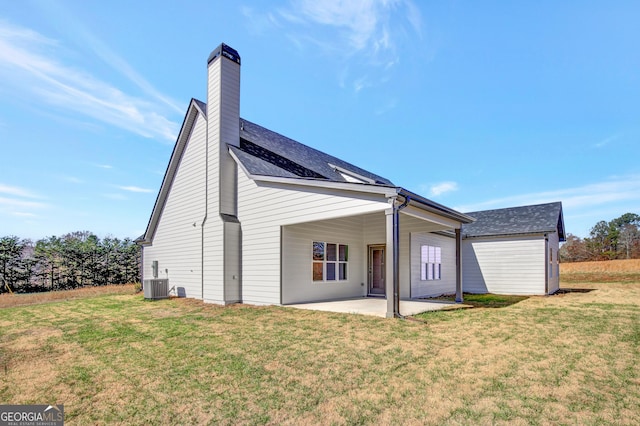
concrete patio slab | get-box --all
[286,297,469,318]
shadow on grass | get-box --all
[555,288,595,294]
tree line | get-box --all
[0,231,140,294]
[560,213,640,262]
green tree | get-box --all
[0,236,27,293]
[587,221,615,259]
[34,236,63,290]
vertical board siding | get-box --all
[282,216,367,304]
[143,114,207,299]
[237,168,390,305]
[462,236,546,295]
[410,233,457,298]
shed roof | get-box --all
[462,202,565,241]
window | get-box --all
[421,245,441,281]
[312,242,348,282]
[549,248,554,278]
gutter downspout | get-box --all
[202,110,209,301]
[393,195,411,318]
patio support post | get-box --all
[385,208,395,318]
[455,227,463,303]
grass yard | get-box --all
[0,276,639,424]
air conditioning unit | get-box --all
[143,279,169,300]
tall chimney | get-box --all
[205,43,242,304]
[207,43,241,216]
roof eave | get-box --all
[464,229,560,239]
[141,99,204,244]
[398,188,476,224]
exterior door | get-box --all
[368,245,386,296]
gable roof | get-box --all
[462,202,565,241]
[138,98,473,245]
[137,99,203,245]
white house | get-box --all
[137,44,565,317]
[461,202,566,295]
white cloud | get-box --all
[0,196,48,210]
[0,184,49,218]
[95,164,113,170]
[593,133,621,148]
[429,181,459,197]
[103,193,127,201]
[11,211,38,218]
[273,0,422,91]
[455,174,640,213]
[60,176,83,184]
[0,20,179,142]
[0,183,41,199]
[118,186,153,193]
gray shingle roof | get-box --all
[195,100,393,185]
[462,202,565,241]
[237,118,394,185]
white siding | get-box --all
[143,114,207,299]
[202,50,241,304]
[282,216,367,304]
[462,236,546,295]
[237,168,390,305]
[398,214,457,299]
[548,232,560,294]
[202,216,224,303]
[410,233,457,298]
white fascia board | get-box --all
[401,205,463,230]
[140,100,203,244]
[463,232,549,240]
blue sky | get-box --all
[1,1,639,241]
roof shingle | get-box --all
[462,202,565,240]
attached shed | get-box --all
[461,202,566,295]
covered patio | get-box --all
[287,297,469,318]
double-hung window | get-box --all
[313,242,348,282]
[421,245,441,281]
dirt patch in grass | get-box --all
[0,284,137,309]
[0,281,638,425]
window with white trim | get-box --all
[313,242,348,282]
[421,245,442,280]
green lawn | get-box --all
[0,282,638,425]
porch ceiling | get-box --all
[285,298,467,318]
